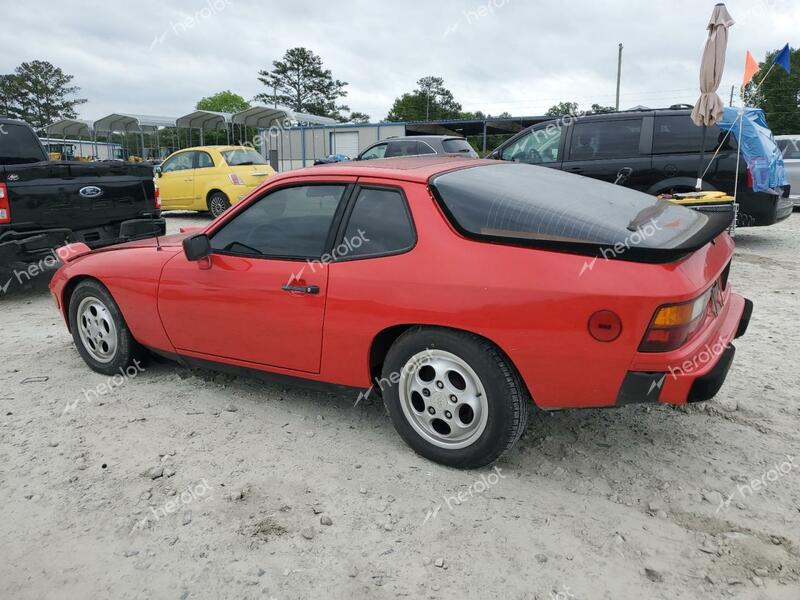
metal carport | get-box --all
[93,113,177,160]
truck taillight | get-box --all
[154,186,161,209]
[639,287,714,352]
[0,183,9,224]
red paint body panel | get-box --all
[49,158,746,409]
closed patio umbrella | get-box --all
[691,3,735,190]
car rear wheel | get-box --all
[207,192,231,218]
[69,280,146,376]
[381,327,529,468]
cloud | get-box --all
[1,0,796,121]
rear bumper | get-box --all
[0,217,166,264]
[737,190,793,226]
[615,295,752,406]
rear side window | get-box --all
[211,185,347,258]
[386,141,424,157]
[196,152,214,168]
[442,138,478,157]
[569,119,642,160]
[653,116,728,154]
[0,122,47,164]
[341,188,415,258]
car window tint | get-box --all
[196,152,214,168]
[569,120,642,160]
[442,138,478,156]
[342,188,415,258]
[210,185,347,258]
[0,122,47,164]
[386,140,420,157]
[360,144,387,160]
[417,141,436,155]
[162,152,195,172]
[431,163,706,248]
[653,115,726,154]
[501,127,562,163]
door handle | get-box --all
[566,167,583,173]
[282,284,320,295]
[184,178,193,182]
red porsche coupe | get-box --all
[50,157,752,468]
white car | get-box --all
[776,135,800,208]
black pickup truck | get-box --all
[0,117,165,265]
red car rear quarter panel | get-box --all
[323,176,738,408]
[56,248,181,352]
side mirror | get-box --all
[154,165,162,177]
[183,233,211,261]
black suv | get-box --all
[357,135,478,160]
[488,108,793,226]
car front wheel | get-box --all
[68,280,146,376]
[381,327,529,469]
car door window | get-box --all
[162,152,195,172]
[386,141,420,157]
[652,116,729,154]
[569,120,642,161]
[210,185,347,259]
[196,151,214,168]
[500,127,562,163]
[340,187,415,258]
[359,144,387,160]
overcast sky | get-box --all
[2,0,796,122]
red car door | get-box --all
[157,182,352,374]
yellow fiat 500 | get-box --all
[155,146,276,217]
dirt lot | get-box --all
[1,212,799,600]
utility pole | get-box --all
[729,84,734,106]
[615,43,623,111]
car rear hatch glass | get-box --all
[430,162,731,263]
[222,149,272,186]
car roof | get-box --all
[383,135,465,141]
[272,156,486,183]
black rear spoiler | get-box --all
[471,209,732,264]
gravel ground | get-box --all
[1,212,799,600]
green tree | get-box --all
[386,76,464,121]
[347,111,370,123]
[255,47,349,120]
[196,90,250,113]
[0,60,86,129]
[590,103,616,114]
[545,101,579,117]
[742,46,800,135]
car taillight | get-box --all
[639,287,713,352]
[745,166,753,190]
[0,183,9,224]
[228,173,245,185]
[154,186,161,209]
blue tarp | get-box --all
[717,106,788,193]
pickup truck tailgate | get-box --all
[2,161,156,230]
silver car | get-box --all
[776,135,800,208]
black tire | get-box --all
[68,280,147,376]
[380,327,529,469]
[207,192,231,218]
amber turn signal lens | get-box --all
[652,303,694,327]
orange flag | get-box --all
[742,50,759,88]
